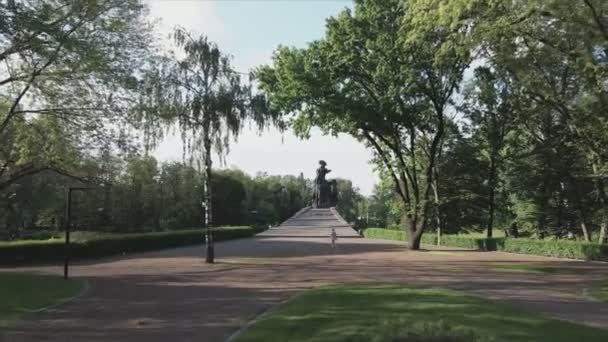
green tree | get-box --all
[0,0,154,190]
[139,28,260,231]
[422,0,607,242]
[335,179,364,223]
[461,67,517,237]
[212,170,247,226]
[257,0,470,249]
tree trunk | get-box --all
[408,229,423,250]
[433,177,442,246]
[436,224,442,246]
[592,163,607,245]
[405,215,423,250]
[487,156,497,238]
[537,178,550,236]
[202,115,214,263]
[203,124,213,227]
[580,222,590,242]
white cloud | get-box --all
[233,49,273,74]
[146,0,226,49]
[154,126,377,195]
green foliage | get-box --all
[334,178,364,223]
[1,0,155,190]
[236,284,608,342]
[137,27,282,228]
[359,0,608,243]
[257,0,471,249]
[363,228,406,241]
[212,171,248,226]
[0,151,319,234]
[363,228,608,261]
[500,238,608,261]
[358,174,403,229]
[245,171,314,225]
[0,226,260,265]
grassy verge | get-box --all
[235,284,608,342]
[362,228,608,261]
[0,273,82,326]
[0,226,264,265]
[590,281,608,302]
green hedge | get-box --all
[500,238,608,261]
[363,228,406,241]
[362,228,608,261]
[0,226,262,265]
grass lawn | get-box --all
[235,284,608,342]
[0,273,82,326]
[590,281,608,302]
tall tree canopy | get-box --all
[0,0,155,191]
[358,0,608,243]
[138,28,282,227]
[257,0,471,249]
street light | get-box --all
[64,186,96,279]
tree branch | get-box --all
[583,0,608,42]
[362,129,408,205]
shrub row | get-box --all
[362,228,608,261]
[500,238,608,261]
[0,226,263,265]
[363,228,406,241]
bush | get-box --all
[362,228,608,261]
[501,238,608,261]
[434,235,504,251]
[0,226,262,265]
[363,228,406,241]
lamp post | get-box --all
[64,186,95,280]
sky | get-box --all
[145,0,378,196]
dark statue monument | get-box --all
[313,160,338,208]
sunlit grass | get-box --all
[236,284,608,342]
[0,273,82,326]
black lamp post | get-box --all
[64,186,95,279]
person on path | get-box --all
[330,228,337,248]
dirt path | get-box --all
[2,209,608,342]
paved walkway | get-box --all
[2,208,608,342]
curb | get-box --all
[225,292,305,342]
[329,207,350,226]
[24,278,90,314]
[292,206,312,219]
[280,206,312,226]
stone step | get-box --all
[258,207,360,238]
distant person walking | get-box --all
[330,228,337,248]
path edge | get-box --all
[280,206,312,226]
[225,292,305,342]
[292,206,312,219]
[330,207,350,226]
[24,278,90,314]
